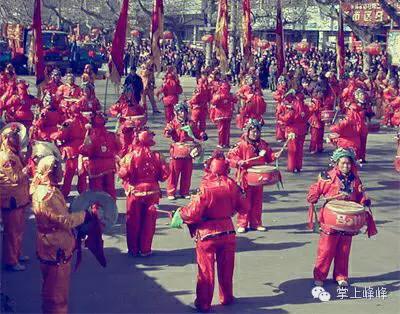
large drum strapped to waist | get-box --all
[322,200,366,233]
[246,165,281,186]
[171,142,202,159]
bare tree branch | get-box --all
[378,0,400,26]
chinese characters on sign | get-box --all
[336,286,388,300]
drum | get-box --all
[368,120,380,133]
[246,165,281,186]
[322,200,366,233]
[171,142,197,158]
[321,110,335,123]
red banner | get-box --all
[242,0,253,69]
[215,0,229,74]
[337,2,346,80]
[151,0,164,72]
[109,0,129,85]
[276,0,285,77]
[342,0,400,26]
[32,0,45,85]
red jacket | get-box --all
[76,95,101,112]
[118,145,170,195]
[34,108,64,141]
[52,115,87,159]
[79,126,120,178]
[196,78,211,102]
[5,94,37,126]
[43,80,62,97]
[209,92,237,121]
[281,94,310,136]
[159,78,183,107]
[188,91,208,111]
[308,98,324,129]
[180,173,249,240]
[239,93,266,122]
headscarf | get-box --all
[330,148,356,164]
[30,155,57,194]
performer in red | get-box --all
[236,84,266,129]
[281,90,310,173]
[42,69,63,99]
[4,80,39,129]
[56,73,82,114]
[342,72,367,107]
[208,69,223,94]
[164,103,207,200]
[109,85,147,156]
[382,78,399,127]
[227,119,281,233]
[170,150,249,312]
[210,82,237,148]
[118,130,170,256]
[76,82,101,112]
[0,126,30,271]
[30,155,87,313]
[390,95,400,127]
[307,148,377,287]
[273,77,289,142]
[79,112,120,199]
[308,89,325,154]
[156,67,183,123]
[33,93,64,141]
[52,105,88,197]
[188,87,210,134]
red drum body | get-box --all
[321,110,335,123]
[171,142,199,159]
[322,200,366,233]
[368,120,380,132]
[246,165,281,186]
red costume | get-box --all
[175,152,249,312]
[56,81,82,114]
[210,82,237,148]
[227,134,277,230]
[109,95,146,156]
[164,110,206,198]
[382,86,399,126]
[273,83,288,142]
[76,94,101,113]
[188,82,211,133]
[307,164,375,284]
[390,96,400,127]
[308,96,325,153]
[52,111,88,197]
[118,130,169,255]
[157,73,183,123]
[79,113,120,199]
[4,82,38,129]
[281,93,310,172]
[237,90,266,129]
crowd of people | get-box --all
[0,44,398,312]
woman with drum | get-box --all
[227,119,282,233]
[307,148,377,287]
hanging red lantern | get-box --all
[163,31,174,40]
[364,42,381,56]
[201,34,214,43]
[295,40,310,54]
[131,29,140,37]
[257,40,271,50]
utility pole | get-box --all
[205,0,213,66]
[57,0,62,29]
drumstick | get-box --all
[277,132,296,155]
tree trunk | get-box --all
[229,0,238,58]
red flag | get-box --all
[337,1,345,79]
[215,0,229,74]
[32,0,45,85]
[275,0,285,77]
[151,0,164,72]
[242,0,253,68]
[109,0,129,85]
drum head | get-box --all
[247,165,277,173]
[325,200,365,214]
[70,190,118,232]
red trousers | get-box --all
[192,109,207,133]
[165,105,174,123]
[287,134,305,172]
[276,123,285,141]
[195,234,236,312]
[2,207,25,265]
[40,261,71,314]
[89,172,116,199]
[216,119,231,147]
[119,130,133,157]
[126,193,159,255]
[61,158,88,198]
[313,232,352,282]
[309,127,324,153]
[167,158,193,196]
[237,185,263,229]
[359,133,368,161]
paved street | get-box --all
[2,76,400,314]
